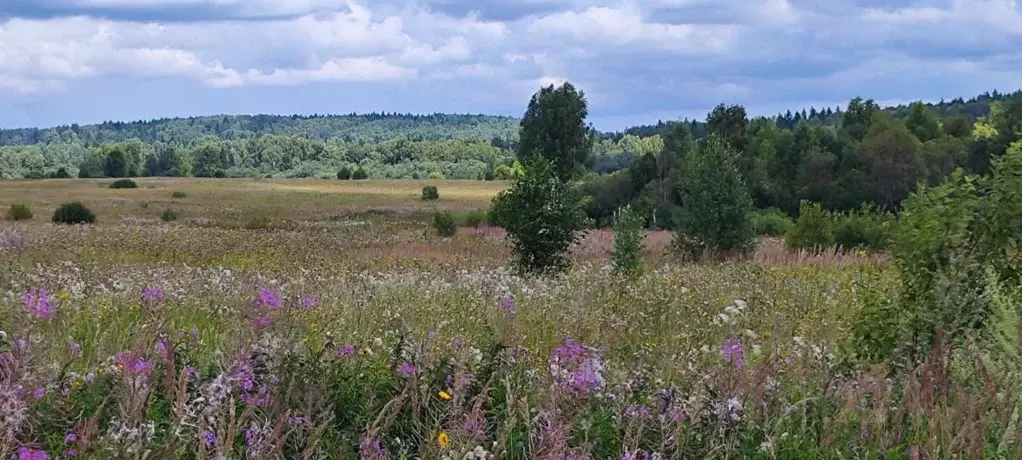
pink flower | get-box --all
[24,288,54,319]
[722,338,745,370]
[396,362,417,378]
[18,447,48,460]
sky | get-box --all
[0,0,1020,131]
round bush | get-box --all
[432,211,457,237]
[160,208,180,222]
[109,179,138,189]
[421,185,440,201]
[171,191,187,199]
[7,203,33,221]
[52,202,96,225]
[337,167,352,180]
[751,208,795,237]
[461,209,486,228]
[352,168,369,180]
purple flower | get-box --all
[33,387,46,399]
[255,287,281,311]
[337,344,356,358]
[67,340,82,358]
[299,296,321,309]
[115,351,153,378]
[359,435,388,460]
[64,432,77,444]
[451,338,464,348]
[722,338,745,370]
[550,338,604,395]
[84,373,95,386]
[155,341,168,359]
[287,415,309,426]
[396,362,417,378]
[621,451,651,460]
[500,296,516,313]
[24,288,55,319]
[202,429,216,446]
[625,404,652,420]
[141,287,164,307]
[14,339,28,352]
[18,447,48,460]
[60,449,76,458]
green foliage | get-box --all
[611,206,645,276]
[432,211,457,237]
[905,101,942,143]
[832,205,893,251]
[484,169,495,181]
[160,208,180,222]
[421,185,439,201]
[786,201,834,252]
[517,82,592,182]
[171,191,187,198]
[490,158,588,274]
[337,166,352,180]
[352,167,369,180]
[461,210,486,228]
[675,136,756,255]
[427,171,445,180]
[52,202,96,225]
[108,178,138,189]
[7,203,33,221]
[751,208,794,236]
[50,167,71,179]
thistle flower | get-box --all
[396,362,417,378]
[499,296,516,313]
[141,287,164,307]
[255,287,281,310]
[17,447,48,460]
[299,295,321,309]
[24,288,55,319]
[337,344,356,358]
[202,429,216,446]
[721,338,745,370]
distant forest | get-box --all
[1,90,1020,206]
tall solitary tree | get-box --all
[517,82,592,182]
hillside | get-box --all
[0,113,521,146]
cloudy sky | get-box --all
[1,0,1020,130]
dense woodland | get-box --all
[2,89,1021,222]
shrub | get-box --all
[421,185,439,201]
[833,205,893,251]
[411,171,420,180]
[490,158,588,275]
[432,211,457,237]
[751,208,794,236]
[244,216,272,230]
[50,167,71,179]
[160,208,179,222]
[612,206,645,276]
[108,178,138,189]
[428,171,445,180]
[461,210,486,228]
[171,191,187,199]
[675,136,756,257]
[352,168,368,180]
[785,201,833,253]
[484,169,496,181]
[52,202,96,225]
[337,167,352,180]
[7,203,33,221]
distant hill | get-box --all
[0,113,521,146]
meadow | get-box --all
[0,178,1014,459]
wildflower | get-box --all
[33,387,46,399]
[359,434,388,460]
[14,338,28,352]
[59,449,76,457]
[437,431,450,449]
[67,340,82,358]
[550,338,604,395]
[17,447,48,460]
[84,373,95,386]
[300,295,321,309]
[202,429,216,447]
[439,389,452,400]
[64,432,77,444]
[337,344,356,358]
[255,287,281,310]
[396,362,417,378]
[141,286,164,307]
[499,296,515,313]
[155,341,168,359]
[625,404,651,420]
[24,288,55,319]
[721,338,745,370]
[115,351,153,378]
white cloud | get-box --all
[528,6,735,53]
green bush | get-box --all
[484,169,496,181]
[337,167,352,180]
[785,201,834,253]
[833,205,894,251]
[171,191,187,199]
[50,167,71,179]
[421,185,439,201]
[352,168,369,180]
[432,211,457,237]
[675,136,756,257]
[52,202,96,225]
[108,178,138,189]
[7,203,33,221]
[160,208,179,222]
[428,171,445,180]
[612,206,645,276]
[461,210,486,228]
[751,208,794,236]
[490,158,588,275]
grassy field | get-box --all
[0,178,1012,459]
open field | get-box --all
[0,178,1014,459]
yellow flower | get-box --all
[438,390,451,400]
[437,431,449,449]
[58,291,70,301]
